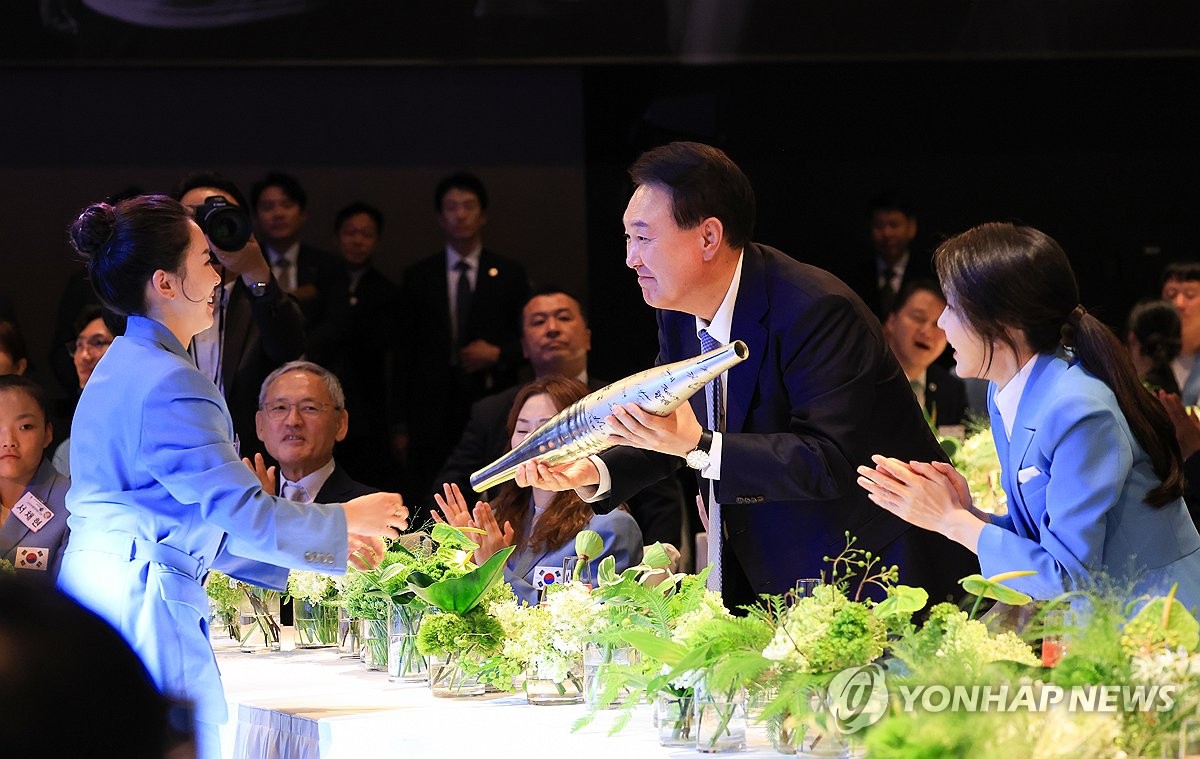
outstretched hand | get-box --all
[605,401,704,458]
[469,502,515,564]
[432,483,476,528]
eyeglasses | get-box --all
[67,336,113,356]
[261,401,340,421]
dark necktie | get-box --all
[454,260,473,346]
[698,329,725,432]
[879,267,897,314]
[698,328,725,592]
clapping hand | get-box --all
[469,501,515,564]
[857,455,985,550]
[432,483,477,528]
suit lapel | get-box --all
[1001,354,1058,536]
[726,246,768,434]
[222,285,251,376]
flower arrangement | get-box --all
[205,570,244,641]
[0,558,14,575]
[204,571,281,649]
[286,570,339,647]
[953,419,1007,516]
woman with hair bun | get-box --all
[57,195,409,759]
[858,222,1200,609]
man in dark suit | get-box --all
[521,142,977,610]
[841,192,934,320]
[175,172,306,463]
[250,171,341,331]
[433,288,685,547]
[397,171,531,510]
[883,279,968,429]
[255,360,377,504]
[307,201,402,491]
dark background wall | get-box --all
[2,2,1199,391]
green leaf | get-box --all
[575,529,604,561]
[407,545,514,614]
[596,555,618,586]
[960,571,1035,606]
[428,522,482,551]
[641,542,672,569]
[874,584,929,619]
[940,436,962,461]
[619,629,688,666]
[1125,589,1200,652]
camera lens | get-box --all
[195,197,253,252]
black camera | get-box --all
[192,195,253,253]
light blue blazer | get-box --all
[57,316,350,742]
[979,353,1200,611]
[1,458,70,579]
[506,507,643,606]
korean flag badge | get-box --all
[16,547,49,571]
[533,565,564,590]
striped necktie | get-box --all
[698,328,725,592]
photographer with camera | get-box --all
[172,171,306,463]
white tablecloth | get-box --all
[215,631,782,759]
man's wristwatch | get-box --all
[685,429,714,470]
[247,280,270,297]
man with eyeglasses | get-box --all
[254,360,376,507]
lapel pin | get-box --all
[487,267,499,277]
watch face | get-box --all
[686,449,710,470]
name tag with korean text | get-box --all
[11,492,53,533]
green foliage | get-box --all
[407,545,514,614]
[822,532,900,601]
[574,529,604,563]
[1120,586,1200,656]
[415,606,504,657]
[960,571,1035,618]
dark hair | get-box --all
[888,277,945,317]
[0,320,28,367]
[489,377,597,553]
[0,574,186,758]
[935,222,1184,507]
[171,170,250,209]
[250,171,308,211]
[523,286,589,325]
[1161,260,1200,287]
[628,141,756,250]
[0,374,53,422]
[68,195,192,317]
[334,201,384,235]
[434,171,488,213]
[72,305,107,337]
[1127,299,1182,394]
[869,190,917,220]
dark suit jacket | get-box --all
[397,249,531,500]
[290,243,342,331]
[597,243,978,609]
[924,364,968,428]
[222,276,306,462]
[308,264,402,489]
[432,377,686,547]
[314,462,379,503]
[841,248,936,321]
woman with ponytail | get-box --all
[857,222,1200,609]
[58,195,408,759]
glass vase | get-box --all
[360,617,389,672]
[428,648,486,697]
[695,687,747,753]
[524,660,585,705]
[583,642,636,709]
[294,600,339,648]
[656,691,697,747]
[336,607,361,658]
[387,605,427,682]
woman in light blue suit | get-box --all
[434,377,643,605]
[859,222,1200,611]
[56,196,409,759]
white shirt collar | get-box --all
[878,252,909,277]
[281,458,337,503]
[694,252,744,345]
[266,242,300,267]
[446,246,482,271]
[993,354,1039,440]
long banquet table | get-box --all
[215,630,782,759]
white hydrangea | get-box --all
[287,570,335,604]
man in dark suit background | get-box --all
[883,279,968,429]
[397,171,531,513]
[841,192,933,321]
[521,142,977,610]
[255,359,377,504]
[174,172,306,462]
[433,288,686,549]
[307,201,402,491]
[250,171,341,332]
